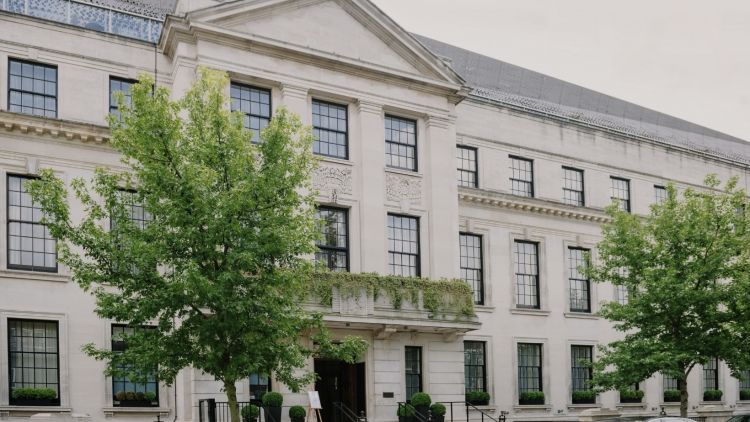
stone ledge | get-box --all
[510,308,551,317]
[512,404,551,412]
[0,269,70,283]
[0,110,110,145]
[102,407,171,416]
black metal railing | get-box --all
[333,401,367,422]
[397,401,502,422]
[198,399,295,422]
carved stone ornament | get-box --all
[386,173,422,202]
[312,166,352,202]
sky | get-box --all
[371,0,750,142]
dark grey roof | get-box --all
[414,34,750,165]
[87,0,175,19]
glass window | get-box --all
[663,374,679,391]
[562,167,584,206]
[111,325,158,406]
[387,214,419,277]
[457,146,478,188]
[459,233,483,305]
[654,185,667,205]
[510,156,533,197]
[8,175,57,272]
[249,373,271,400]
[8,319,60,405]
[114,190,152,230]
[615,285,629,305]
[109,77,136,121]
[739,370,750,390]
[514,241,539,309]
[610,177,631,212]
[464,341,487,393]
[314,207,348,272]
[571,345,593,392]
[230,83,271,143]
[312,99,348,159]
[568,248,591,313]
[704,358,719,391]
[405,346,422,400]
[385,116,417,171]
[8,59,57,118]
[518,343,542,397]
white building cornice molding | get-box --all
[0,110,110,146]
[459,187,612,224]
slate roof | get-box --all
[413,34,750,165]
[87,0,175,18]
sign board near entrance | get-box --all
[308,391,322,409]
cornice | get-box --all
[458,187,612,224]
[0,110,110,146]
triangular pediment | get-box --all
[185,0,464,86]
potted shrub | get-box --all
[619,389,644,403]
[10,387,58,406]
[114,391,157,407]
[289,405,306,422]
[703,389,723,402]
[519,391,545,405]
[242,404,260,422]
[430,403,446,422]
[262,391,283,422]
[410,392,431,420]
[572,390,596,404]
[465,391,490,406]
[397,404,415,422]
[740,389,750,401]
[663,389,680,402]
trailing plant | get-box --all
[262,392,283,407]
[309,271,474,319]
[289,406,306,418]
[410,392,431,407]
[465,391,490,405]
[144,392,157,402]
[703,389,723,401]
[663,389,681,402]
[242,405,260,418]
[430,403,446,416]
[397,405,415,416]
[11,387,57,400]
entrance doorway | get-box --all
[314,359,366,422]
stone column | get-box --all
[280,84,309,124]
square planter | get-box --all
[115,400,158,407]
[10,398,59,406]
[519,398,545,405]
[619,396,642,404]
[572,397,596,404]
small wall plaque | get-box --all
[383,392,394,398]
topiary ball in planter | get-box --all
[572,390,596,404]
[430,403,446,422]
[519,391,545,405]
[410,392,431,420]
[262,392,283,422]
[289,405,306,422]
[663,389,680,402]
[242,404,260,422]
[619,389,644,403]
[11,387,58,406]
[740,389,750,401]
[397,404,415,422]
[465,391,490,406]
[703,389,723,402]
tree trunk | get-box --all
[678,377,689,418]
[224,379,241,422]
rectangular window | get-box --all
[739,370,750,390]
[8,175,57,272]
[654,185,667,205]
[457,146,478,188]
[663,374,679,391]
[8,319,60,405]
[312,99,348,159]
[111,325,158,407]
[571,345,593,392]
[385,115,417,171]
[510,156,534,197]
[249,373,271,400]
[518,343,543,396]
[109,77,136,121]
[387,214,420,277]
[117,190,151,229]
[230,83,271,143]
[562,167,584,206]
[315,207,348,272]
[464,341,487,393]
[459,233,484,305]
[615,285,629,305]
[704,358,719,391]
[610,177,631,212]
[405,346,422,400]
[514,241,539,309]
[568,248,591,312]
[9,59,57,118]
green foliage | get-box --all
[663,390,681,402]
[465,391,490,405]
[618,389,644,400]
[262,392,283,407]
[25,68,366,422]
[586,176,750,416]
[242,405,260,418]
[572,390,596,401]
[144,392,157,402]
[429,403,446,416]
[310,271,474,318]
[740,389,750,400]
[11,387,57,400]
[409,392,431,406]
[519,391,544,403]
[289,406,306,418]
[703,389,723,401]
[397,405,415,417]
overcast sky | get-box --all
[371,0,750,142]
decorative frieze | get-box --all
[385,173,422,202]
[0,110,110,145]
[312,165,352,202]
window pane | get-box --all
[510,157,534,197]
[385,116,417,171]
[703,357,719,391]
[568,248,590,312]
[388,214,419,277]
[464,341,486,393]
[457,146,478,188]
[562,167,584,206]
[312,100,348,159]
[610,177,630,212]
[111,324,159,406]
[230,83,271,143]
[7,175,57,272]
[405,346,422,400]
[314,207,348,272]
[9,319,59,404]
[518,343,542,397]
[654,185,667,205]
[8,60,57,118]
[514,241,539,308]
[571,345,593,392]
[460,233,483,305]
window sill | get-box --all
[384,167,422,178]
[467,405,496,412]
[103,407,170,415]
[736,400,750,405]
[699,401,725,406]
[510,308,550,316]
[567,403,601,410]
[318,156,353,167]
[616,403,646,409]
[564,312,598,320]
[0,405,72,412]
[659,402,682,407]
[474,305,496,313]
[0,269,69,282]
[512,404,551,412]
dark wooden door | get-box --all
[314,359,366,422]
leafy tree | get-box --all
[587,175,750,417]
[27,68,367,422]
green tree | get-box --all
[587,176,750,417]
[27,68,366,422]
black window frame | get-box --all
[230,82,272,144]
[568,247,591,313]
[654,185,668,205]
[514,240,540,309]
[8,58,58,118]
[571,345,593,393]
[663,373,679,391]
[456,145,478,188]
[8,318,61,406]
[704,357,719,391]
[464,341,487,394]
[405,346,422,400]
[610,177,631,212]
[111,324,159,407]
[109,76,137,121]
[312,98,349,160]
[739,370,750,390]
[7,174,58,273]
[387,213,420,277]
[562,166,585,206]
[459,232,484,305]
[509,156,534,197]
[385,115,418,172]
[314,206,349,272]
[249,373,272,401]
[517,343,543,398]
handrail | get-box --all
[397,402,429,422]
[333,401,366,422]
[434,401,500,422]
